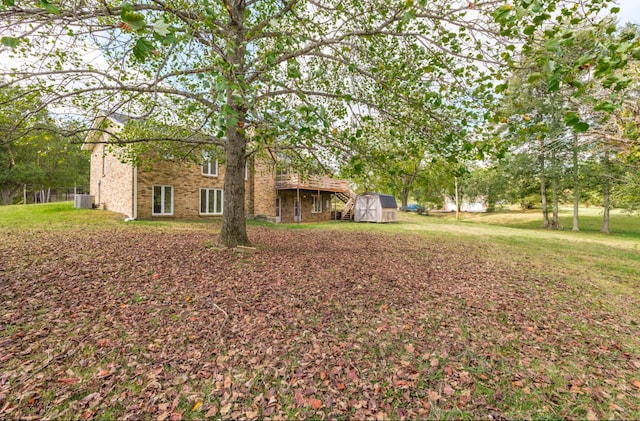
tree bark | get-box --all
[401,184,409,211]
[218,119,250,247]
[454,176,460,220]
[539,139,549,228]
[550,148,559,229]
[572,133,579,231]
[1,186,17,205]
[217,0,251,248]
[601,148,610,234]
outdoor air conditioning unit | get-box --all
[74,194,94,209]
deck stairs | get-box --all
[336,190,357,220]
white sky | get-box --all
[616,0,640,25]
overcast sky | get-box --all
[616,0,640,25]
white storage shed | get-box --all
[354,193,398,223]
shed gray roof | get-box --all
[378,194,397,209]
[361,192,397,208]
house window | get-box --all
[153,185,173,215]
[102,153,107,176]
[245,162,249,181]
[312,195,322,213]
[202,152,218,176]
[200,188,223,215]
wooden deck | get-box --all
[276,174,350,192]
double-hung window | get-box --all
[153,185,173,215]
[200,188,223,215]
[202,151,218,176]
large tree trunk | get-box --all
[1,186,16,205]
[400,184,409,211]
[219,122,250,248]
[539,139,549,228]
[572,133,579,231]
[601,148,610,234]
[217,2,250,248]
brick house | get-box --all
[82,114,355,223]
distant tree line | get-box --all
[0,85,89,205]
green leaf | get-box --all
[1,36,19,48]
[40,0,60,14]
[527,72,542,83]
[132,38,154,61]
[542,59,555,75]
[523,25,536,36]
[545,39,559,52]
[610,6,620,13]
[153,19,170,37]
[565,112,579,125]
[565,112,589,133]
[573,122,589,133]
[494,83,508,94]
[2,0,15,6]
[493,5,513,23]
[594,101,616,113]
[287,60,301,79]
[617,42,632,53]
[121,11,146,31]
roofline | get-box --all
[81,113,125,151]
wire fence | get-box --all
[12,185,90,205]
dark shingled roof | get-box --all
[378,194,397,209]
[107,112,131,124]
[362,192,397,209]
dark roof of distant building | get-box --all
[378,194,397,208]
[98,111,135,125]
[106,112,131,124]
[361,192,397,208]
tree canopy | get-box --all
[0,85,88,204]
[0,0,631,245]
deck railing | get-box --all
[276,174,350,192]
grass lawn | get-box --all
[0,202,639,420]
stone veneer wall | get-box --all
[88,139,134,218]
[278,190,333,224]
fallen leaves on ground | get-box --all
[0,225,638,419]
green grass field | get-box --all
[1,201,637,307]
[1,201,638,312]
[1,202,638,420]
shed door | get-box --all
[357,195,378,222]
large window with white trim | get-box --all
[202,151,218,176]
[200,188,224,215]
[153,185,173,215]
